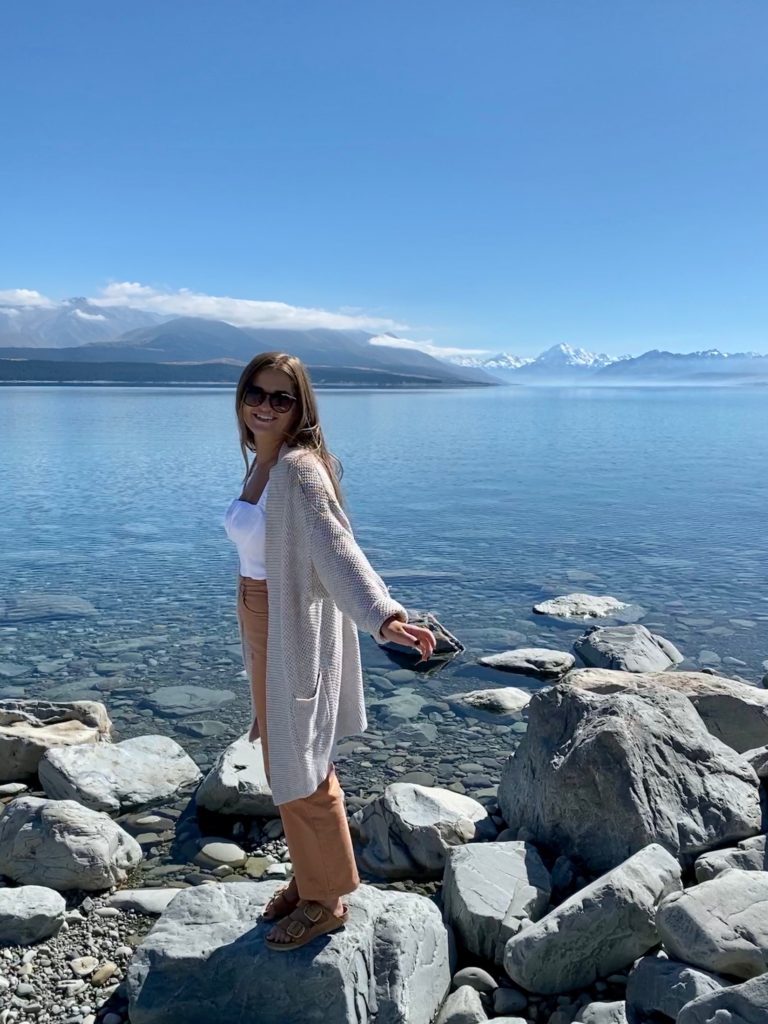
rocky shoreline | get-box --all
[1,591,767,1022]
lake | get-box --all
[1,384,766,796]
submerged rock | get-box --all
[478,648,574,678]
[533,594,636,619]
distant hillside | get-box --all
[0,358,489,388]
[0,316,499,388]
[0,296,166,348]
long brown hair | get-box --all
[235,351,345,507]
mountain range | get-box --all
[1,299,766,386]
[446,343,768,385]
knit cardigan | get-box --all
[241,441,409,805]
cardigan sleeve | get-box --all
[309,495,409,644]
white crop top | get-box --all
[223,479,269,580]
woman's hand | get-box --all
[380,616,437,664]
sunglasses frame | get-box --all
[242,384,298,414]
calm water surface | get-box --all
[1,385,766,781]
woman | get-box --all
[223,352,436,952]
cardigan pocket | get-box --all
[294,668,323,704]
[292,669,330,735]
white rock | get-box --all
[657,868,768,979]
[195,733,276,817]
[0,698,111,782]
[443,841,550,964]
[533,594,634,619]
[574,1002,627,1024]
[565,667,768,753]
[0,885,66,944]
[126,881,450,1024]
[351,783,496,879]
[38,734,202,813]
[436,985,488,1024]
[0,796,142,891]
[478,648,574,677]
[503,844,682,995]
[106,889,183,915]
[195,840,247,868]
[449,688,531,720]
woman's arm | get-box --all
[309,495,409,643]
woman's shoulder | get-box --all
[283,448,334,506]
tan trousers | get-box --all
[236,574,360,901]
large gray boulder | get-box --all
[498,685,762,874]
[351,783,496,879]
[0,796,142,891]
[38,734,202,813]
[678,972,768,1024]
[0,698,112,782]
[0,885,66,944]
[126,881,450,1024]
[625,954,729,1024]
[564,667,768,753]
[573,624,683,672]
[503,844,681,995]
[195,733,276,817]
[442,841,551,964]
[695,835,767,882]
[656,868,768,979]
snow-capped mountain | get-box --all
[442,343,768,384]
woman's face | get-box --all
[242,366,300,443]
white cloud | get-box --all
[72,309,106,321]
[88,281,408,332]
[0,288,55,308]
[368,334,492,360]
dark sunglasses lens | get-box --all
[270,392,294,413]
[243,386,266,407]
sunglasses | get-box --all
[242,385,298,414]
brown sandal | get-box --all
[261,883,299,922]
[265,899,348,952]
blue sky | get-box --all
[1,1,766,357]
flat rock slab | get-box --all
[564,667,768,754]
[478,648,574,678]
[498,684,762,874]
[625,954,729,1024]
[678,972,768,1024]
[142,685,236,717]
[126,881,450,1024]
[573,624,683,672]
[0,884,66,944]
[0,593,97,622]
[657,868,768,979]
[0,698,112,783]
[196,733,276,817]
[38,734,202,813]
[532,594,639,620]
[351,783,496,879]
[503,844,682,995]
[695,835,768,882]
[106,889,183,915]
[0,795,142,891]
[443,841,551,964]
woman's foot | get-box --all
[262,878,299,921]
[265,897,345,946]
